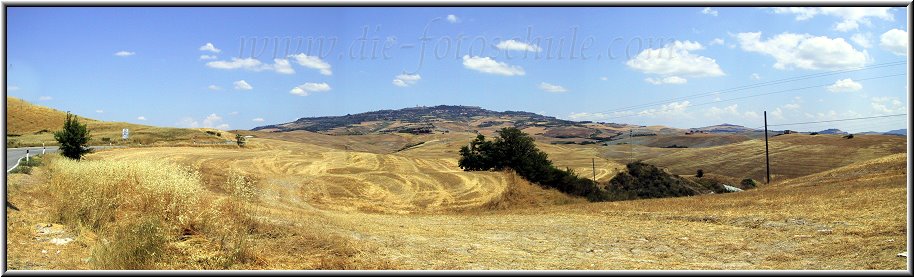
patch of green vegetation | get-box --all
[458,127,607,201]
[606,162,701,201]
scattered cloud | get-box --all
[645,76,688,85]
[252,118,265,122]
[705,104,740,119]
[736,32,870,70]
[392,73,421,87]
[446,14,459,23]
[827,78,863,92]
[272,58,295,74]
[8,85,19,91]
[701,7,718,16]
[600,77,608,81]
[637,101,691,117]
[207,85,222,91]
[179,114,229,129]
[137,116,147,121]
[206,57,272,71]
[568,112,609,121]
[538,82,568,93]
[95,110,104,113]
[880,28,908,56]
[784,103,801,109]
[38,96,52,101]
[769,7,894,32]
[290,82,331,96]
[462,55,525,76]
[871,96,905,114]
[199,42,221,53]
[751,73,761,80]
[228,111,239,116]
[770,107,784,120]
[851,33,872,48]
[233,80,253,90]
[709,38,725,46]
[114,51,135,57]
[289,53,332,75]
[199,54,218,60]
[626,40,725,83]
[495,39,542,52]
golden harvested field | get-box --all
[5,129,909,270]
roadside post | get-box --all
[42,143,46,154]
[122,128,129,144]
[26,149,29,162]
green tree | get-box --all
[235,133,247,147]
[54,112,92,160]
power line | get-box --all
[767,114,908,127]
[595,60,906,115]
[607,73,906,120]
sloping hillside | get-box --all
[6,96,228,146]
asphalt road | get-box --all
[6,146,118,172]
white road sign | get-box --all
[122,128,129,139]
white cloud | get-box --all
[827,78,863,92]
[880,29,908,56]
[626,40,725,83]
[871,96,905,114]
[228,111,239,116]
[290,82,331,96]
[207,57,271,71]
[744,111,760,119]
[851,33,872,48]
[638,101,691,117]
[446,14,459,23]
[289,53,332,75]
[568,112,609,121]
[538,82,568,93]
[199,42,221,53]
[705,104,740,119]
[233,80,253,90]
[95,110,104,113]
[751,73,761,80]
[784,103,801,110]
[8,85,19,91]
[600,77,608,81]
[252,118,265,122]
[179,114,229,129]
[462,55,525,76]
[199,54,218,60]
[392,73,421,87]
[272,58,295,74]
[736,32,870,70]
[770,107,784,120]
[207,85,222,91]
[137,116,147,121]
[701,7,718,16]
[709,38,725,46]
[645,76,688,85]
[38,96,52,101]
[495,40,542,52]
[770,7,894,32]
[114,51,135,57]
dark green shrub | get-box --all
[606,162,699,201]
[740,178,757,189]
[695,169,704,178]
[54,112,92,160]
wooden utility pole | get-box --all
[592,158,596,182]
[764,111,771,184]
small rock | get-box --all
[898,252,907,258]
[55,250,61,255]
[50,238,73,245]
[40,250,47,254]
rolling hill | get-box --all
[6,96,230,147]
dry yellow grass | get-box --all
[6,128,908,270]
[6,96,230,146]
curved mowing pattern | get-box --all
[90,142,509,214]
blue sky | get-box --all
[6,7,909,132]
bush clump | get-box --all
[458,127,607,201]
[740,178,758,189]
[606,162,700,201]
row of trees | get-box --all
[458,127,607,201]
